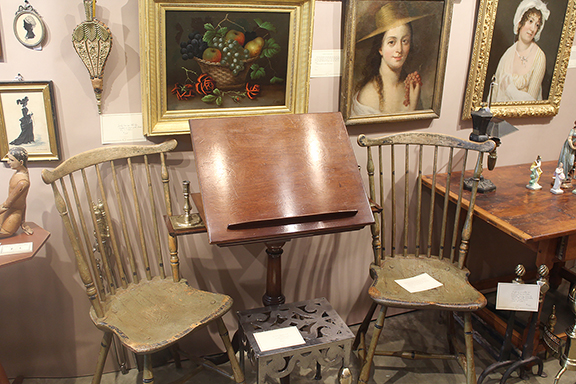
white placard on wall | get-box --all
[100,113,147,144]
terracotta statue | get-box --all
[0,147,33,237]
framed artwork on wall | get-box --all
[0,81,60,161]
[13,1,46,49]
[462,0,576,119]
[340,0,454,126]
[139,0,315,136]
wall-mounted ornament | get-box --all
[13,0,46,49]
[72,0,112,114]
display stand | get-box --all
[0,223,50,384]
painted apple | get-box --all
[245,37,265,58]
[202,47,222,62]
[225,30,245,46]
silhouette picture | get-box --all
[10,96,35,145]
[23,16,36,40]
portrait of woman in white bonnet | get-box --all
[491,0,550,102]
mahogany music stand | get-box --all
[187,112,373,306]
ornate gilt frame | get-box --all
[462,0,576,119]
[139,0,315,136]
[340,0,454,126]
[0,81,60,161]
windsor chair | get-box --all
[41,140,244,384]
[354,132,496,384]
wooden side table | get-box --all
[423,161,576,352]
[0,223,50,384]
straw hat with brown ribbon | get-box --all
[357,2,429,43]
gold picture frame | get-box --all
[462,0,576,119]
[0,81,60,161]
[139,0,315,136]
[340,0,454,126]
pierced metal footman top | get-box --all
[237,297,354,382]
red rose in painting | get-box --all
[196,74,215,95]
[246,83,260,99]
[171,83,194,100]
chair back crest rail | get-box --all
[41,140,179,318]
[357,133,496,269]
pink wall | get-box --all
[0,0,574,378]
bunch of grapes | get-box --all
[180,32,208,60]
[210,36,250,76]
[403,71,422,107]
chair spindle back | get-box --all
[358,133,496,270]
[42,140,179,317]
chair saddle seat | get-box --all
[90,277,233,354]
[369,255,487,311]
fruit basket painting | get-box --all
[139,0,315,136]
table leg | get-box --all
[263,242,286,306]
[536,238,563,289]
[0,362,20,384]
[0,361,9,384]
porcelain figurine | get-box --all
[526,155,543,190]
[558,122,576,183]
[551,162,565,194]
[0,147,33,237]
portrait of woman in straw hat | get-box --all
[341,0,452,124]
[490,0,550,102]
[351,2,431,116]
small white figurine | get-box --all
[551,162,565,194]
[526,155,543,190]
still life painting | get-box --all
[166,11,288,110]
[139,0,315,136]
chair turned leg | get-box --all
[91,332,113,384]
[447,311,456,355]
[358,305,387,384]
[170,344,182,369]
[353,301,378,351]
[463,312,477,384]
[216,318,245,384]
[143,354,154,384]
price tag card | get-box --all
[395,273,443,293]
[0,242,33,255]
[496,283,540,312]
[253,326,306,352]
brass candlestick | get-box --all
[169,180,204,230]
